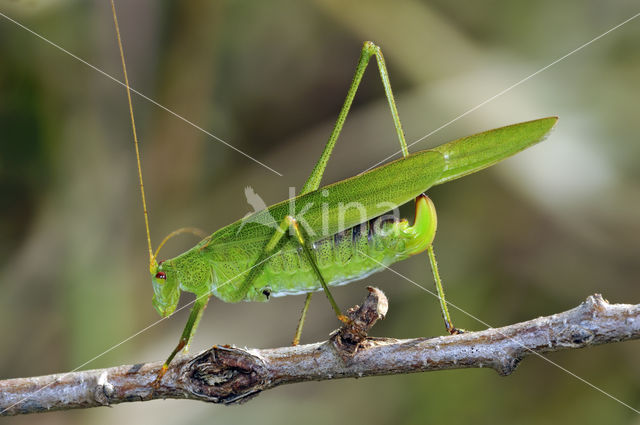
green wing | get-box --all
[208,117,557,246]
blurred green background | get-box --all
[1,0,639,424]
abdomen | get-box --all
[258,217,405,298]
[208,195,436,302]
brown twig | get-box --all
[1,289,638,416]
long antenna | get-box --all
[111,0,155,272]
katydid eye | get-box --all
[155,272,166,280]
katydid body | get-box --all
[154,116,556,308]
[109,4,556,384]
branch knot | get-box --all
[180,345,268,404]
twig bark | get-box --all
[1,288,638,416]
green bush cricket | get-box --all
[110,2,557,384]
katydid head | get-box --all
[148,228,209,317]
[151,261,180,317]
